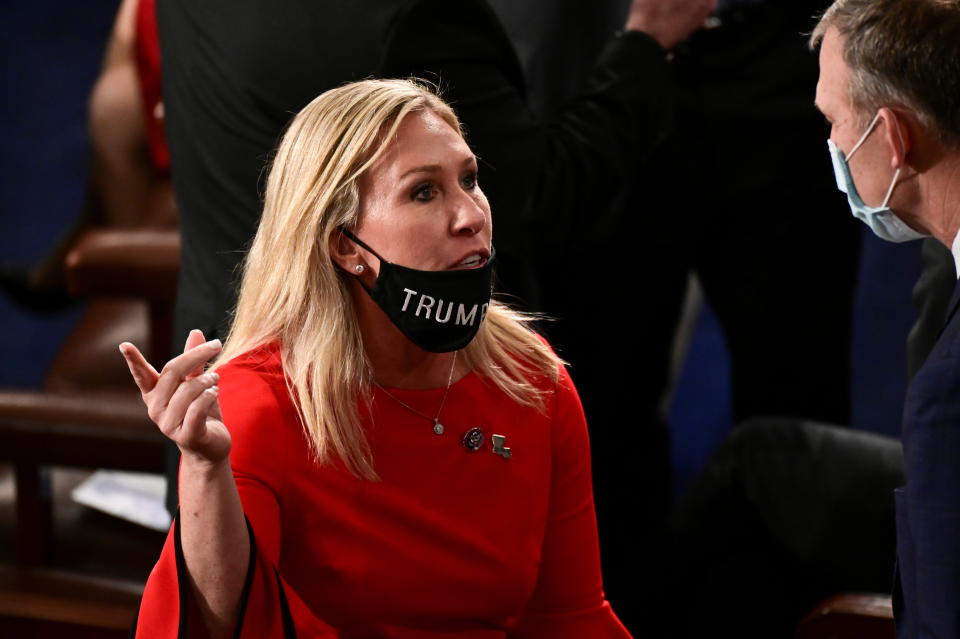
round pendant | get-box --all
[433,419,444,435]
[461,427,485,452]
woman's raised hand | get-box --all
[120,329,232,466]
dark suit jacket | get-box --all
[896,274,960,638]
[907,238,957,378]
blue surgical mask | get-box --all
[827,113,925,243]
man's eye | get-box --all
[412,183,434,201]
[461,171,478,189]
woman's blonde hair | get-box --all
[213,78,561,479]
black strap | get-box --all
[174,512,189,639]
[232,517,259,639]
[340,228,385,263]
[274,566,299,639]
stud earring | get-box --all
[354,264,365,274]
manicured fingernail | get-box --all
[210,372,220,383]
[208,386,219,395]
[207,339,222,350]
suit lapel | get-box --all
[936,278,960,342]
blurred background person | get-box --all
[540,3,862,627]
[1,0,174,311]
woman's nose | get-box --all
[450,190,487,236]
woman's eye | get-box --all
[412,183,434,202]
[461,171,478,190]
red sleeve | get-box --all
[132,353,337,638]
[511,366,633,638]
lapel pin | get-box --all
[461,427,485,452]
[491,434,512,459]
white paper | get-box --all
[71,470,172,532]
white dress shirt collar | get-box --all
[952,231,960,280]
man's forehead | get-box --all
[815,27,851,115]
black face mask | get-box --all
[341,229,495,353]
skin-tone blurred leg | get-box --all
[25,0,170,294]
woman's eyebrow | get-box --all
[398,156,477,181]
[398,164,441,181]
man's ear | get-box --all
[879,107,911,171]
[329,229,363,273]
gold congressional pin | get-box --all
[491,434,512,459]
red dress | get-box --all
[133,342,631,638]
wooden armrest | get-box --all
[0,389,165,568]
[65,228,179,301]
[0,389,163,471]
[797,593,894,639]
[0,564,143,632]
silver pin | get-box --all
[462,427,485,452]
[491,434,512,459]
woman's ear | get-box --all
[329,229,363,274]
[879,107,911,171]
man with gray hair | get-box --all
[813,1,960,636]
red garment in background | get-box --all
[133,341,631,638]
[133,0,169,174]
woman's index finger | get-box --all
[119,342,160,393]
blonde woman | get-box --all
[121,78,630,639]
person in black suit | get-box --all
[547,0,859,440]
[538,4,859,627]
[813,2,960,633]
